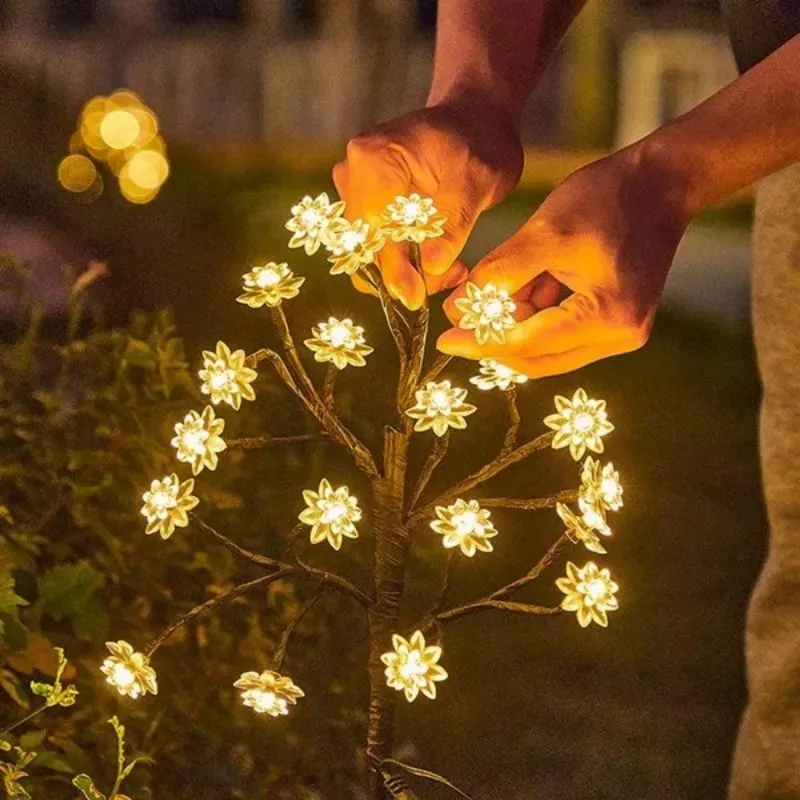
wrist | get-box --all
[426,77,525,130]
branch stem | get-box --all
[407,432,449,512]
[0,704,48,736]
[227,434,324,450]
[479,489,579,511]
[272,590,329,672]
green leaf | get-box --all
[122,339,156,370]
[29,682,51,699]
[72,774,106,800]
[17,731,46,751]
[31,749,74,774]
[0,670,29,708]
[37,562,106,640]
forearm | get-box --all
[637,34,800,216]
[427,0,586,121]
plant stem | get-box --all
[366,427,410,798]
[437,599,562,624]
[0,704,48,736]
[406,432,449,513]
[146,569,292,656]
[501,388,521,455]
[322,366,337,409]
[272,590,329,672]
[489,533,572,600]
[419,352,452,387]
[479,488,579,511]
[407,431,556,527]
[227,434,324,450]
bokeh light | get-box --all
[59,89,169,205]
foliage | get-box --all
[0,259,365,799]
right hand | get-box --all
[333,100,524,309]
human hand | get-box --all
[333,100,524,309]
[437,146,694,376]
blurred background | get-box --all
[0,1,763,799]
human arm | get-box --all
[438,33,800,374]
[333,0,587,309]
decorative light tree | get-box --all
[110,191,624,799]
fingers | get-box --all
[419,198,482,277]
[379,242,426,309]
[494,345,617,379]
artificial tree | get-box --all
[105,191,623,799]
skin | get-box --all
[335,2,800,378]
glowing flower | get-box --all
[298,478,361,550]
[198,341,257,410]
[237,262,305,308]
[100,641,158,699]
[556,561,619,628]
[304,317,373,369]
[430,499,497,557]
[544,389,614,461]
[171,406,227,475]
[140,473,198,539]
[286,192,346,255]
[381,630,448,702]
[326,218,385,276]
[233,670,304,717]
[556,502,607,555]
[382,193,447,243]
[405,380,477,437]
[470,358,529,392]
[580,456,624,512]
[454,282,517,345]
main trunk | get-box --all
[366,427,410,799]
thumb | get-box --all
[419,200,482,277]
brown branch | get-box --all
[406,432,449,512]
[322,365,337,409]
[272,589,329,672]
[146,569,292,656]
[253,343,379,477]
[227,434,325,450]
[407,431,556,527]
[489,532,572,601]
[428,549,457,618]
[362,263,409,372]
[479,488,579,511]
[437,599,562,624]
[501,388,521,456]
[189,514,373,607]
[419,352,452,388]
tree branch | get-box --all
[146,569,292,656]
[406,432,449,513]
[322,365,337,409]
[479,488,579,511]
[361,263,409,372]
[407,431,556,526]
[189,514,374,607]
[227,434,325,450]
[501,388,521,456]
[489,533,572,601]
[419,352,452,388]
[437,599,562,624]
[272,589,329,672]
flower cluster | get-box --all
[304,317,373,369]
[299,479,362,550]
[234,670,305,716]
[430,499,497,557]
[237,262,305,308]
[470,358,528,392]
[544,388,615,461]
[199,341,257,411]
[556,561,619,628]
[101,641,158,699]
[171,405,227,476]
[406,380,477,437]
[381,631,448,702]
[455,282,517,345]
[140,474,198,540]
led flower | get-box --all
[430,499,497,557]
[405,380,477,437]
[286,192,346,255]
[304,317,373,369]
[454,282,517,345]
[100,641,158,699]
[381,630,448,702]
[171,405,227,475]
[233,670,304,717]
[326,218,385,276]
[298,478,361,550]
[382,193,447,243]
[556,561,619,628]
[237,262,305,308]
[544,388,614,461]
[198,341,257,410]
[580,456,624,512]
[140,473,198,539]
[470,358,529,392]
[556,502,607,554]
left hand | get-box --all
[437,146,694,377]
